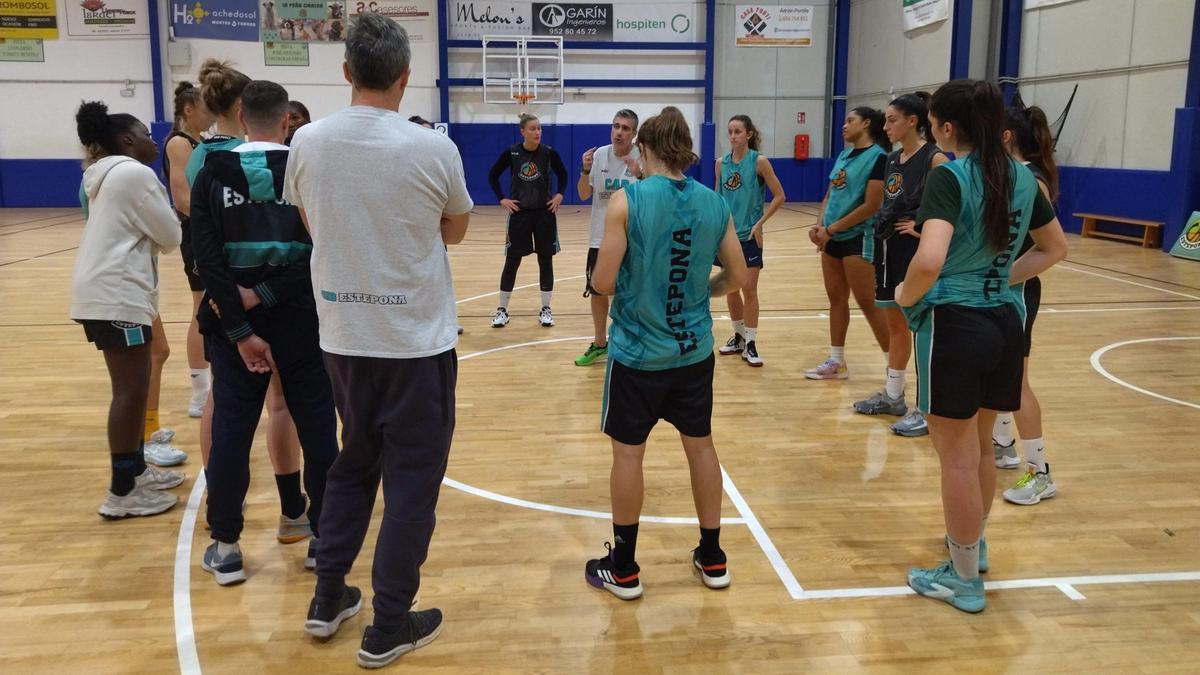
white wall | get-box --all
[846,0,954,112]
[714,0,831,158]
[1019,0,1193,171]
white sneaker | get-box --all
[136,465,185,490]
[539,306,554,327]
[1004,464,1057,505]
[149,428,175,444]
[144,441,187,467]
[993,440,1021,469]
[187,393,206,418]
[99,486,178,518]
[491,307,510,328]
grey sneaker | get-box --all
[135,465,184,490]
[99,485,178,519]
[1004,464,1056,505]
[148,428,175,444]
[491,307,510,328]
[993,440,1021,469]
[854,390,908,416]
[357,609,444,669]
[890,410,929,437]
[143,441,187,467]
[201,541,247,586]
[278,510,312,544]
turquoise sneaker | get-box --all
[943,535,988,573]
[907,560,985,613]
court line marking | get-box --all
[1058,263,1200,301]
[798,571,1200,600]
[174,472,206,675]
[1089,337,1200,410]
[721,466,805,598]
[718,305,1200,321]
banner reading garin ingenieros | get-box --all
[735,5,812,47]
[171,0,259,42]
[0,0,58,40]
[448,1,700,42]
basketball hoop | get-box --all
[513,93,536,106]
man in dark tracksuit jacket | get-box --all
[189,80,338,585]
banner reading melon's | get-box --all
[1169,212,1200,262]
[0,0,58,39]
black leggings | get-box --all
[499,252,554,293]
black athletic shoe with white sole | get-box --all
[357,609,444,668]
[584,543,643,600]
[692,547,731,589]
[305,586,362,639]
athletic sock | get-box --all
[143,409,159,443]
[498,291,512,309]
[275,471,306,519]
[993,413,1015,446]
[744,327,757,343]
[612,522,639,568]
[947,535,981,579]
[885,369,906,399]
[1023,437,1047,473]
[216,540,239,556]
[135,443,147,474]
[732,319,745,339]
[830,345,845,362]
[699,526,722,558]
[540,290,552,308]
[190,368,210,397]
[111,451,140,496]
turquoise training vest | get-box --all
[608,176,730,371]
[718,149,764,241]
[823,145,887,241]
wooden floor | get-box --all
[2,204,1199,673]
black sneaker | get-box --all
[357,609,444,669]
[718,333,745,355]
[584,543,643,600]
[304,585,362,638]
[692,547,731,589]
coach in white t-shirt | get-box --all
[573,109,641,367]
[282,14,472,667]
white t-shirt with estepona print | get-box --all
[587,144,640,248]
[283,106,473,359]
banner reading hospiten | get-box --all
[0,0,59,39]
[448,1,700,42]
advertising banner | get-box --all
[735,5,812,47]
[261,0,346,42]
[0,0,58,39]
[67,0,149,37]
[171,0,259,41]
[447,1,530,39]
[902,0,948,32]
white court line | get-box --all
[720,466,805,599]
[1089,337,1200,410]
[443,477,746,525]
[455,275,584,305]
[1058,263,1200,301]
[716,305,1200,322]
[174,472,206,675]
[798,571,1200,600]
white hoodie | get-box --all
[70,155,182,326]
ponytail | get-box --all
[1005,105,1059,201]
[889,91,932,141]
[198,59,250,116]
[638,106,698,173]
[76,100,142,166]
[929,80,1011,253]
[728,115,761,152]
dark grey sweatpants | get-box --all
[314,349,457,627]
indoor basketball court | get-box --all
[1,0,1199,672]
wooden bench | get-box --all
[1075,212,1163,248]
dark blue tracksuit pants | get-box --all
[314,349,457,628]
[205,308,339,544]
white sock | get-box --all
[1023,437,1046,473]
[744,327,757,342]
[993,413,1015,446]
[947,535,980,579]
[498,291,512,309]
[190,369,210,398]
[216,540,239,556]
[732,319,745,339]
[540,290,552,308]
[885,368,905,399]
[830,346,845,362]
